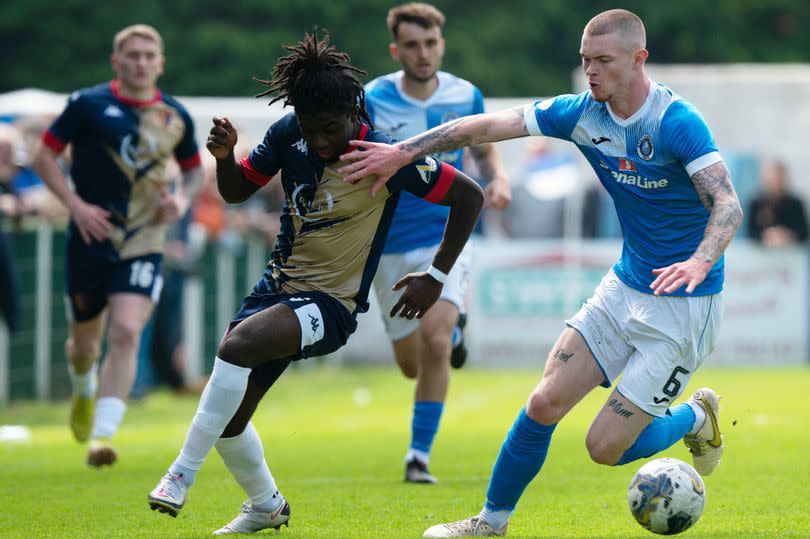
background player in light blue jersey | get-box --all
[365,2,511,485]
[340,9,743,537]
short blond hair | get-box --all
[113,24,163,53]
[584,9,646,50]
[386,3,445,40]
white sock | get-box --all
[69,362,98,398]
[169,358,251,486]
[215,422,282,512]
[479,507,511,530]
[91,396,126,439]
[405,448,430,465]
[685,401,707,435]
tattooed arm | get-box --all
[339,106,529,196]
[650,160,743,295]
[690,161,744,264]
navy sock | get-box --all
[616,403,696,465]
[410,401,444,455]
[484,408,557,512]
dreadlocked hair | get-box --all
[255,31,373,128]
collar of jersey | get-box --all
[342,122,369,154]
[605,79,657,127]
[110,79,162,107]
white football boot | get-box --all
[683,387,723,476]
[213,499,291,535]
[147,472,189,517]
[424,516,507,538]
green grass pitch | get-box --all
[0,366,808,538]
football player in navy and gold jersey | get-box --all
[32,25,203,468]
[147,31,483,534]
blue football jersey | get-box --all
[239,113,456,315]
[524,83,725,296]
[365,71,484,253]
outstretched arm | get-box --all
[650,161,743,295]
[389,169,484,319]
[339,106,528,197]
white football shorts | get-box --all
[566,269,723,417]
[373,242,472,341]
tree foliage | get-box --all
[3,0,810,97]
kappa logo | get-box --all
[291,138,308,154]
[416,156,438,184]
[104,104,123,118]
[308,313,320,337]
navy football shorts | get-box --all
[228,268,358,391]
[65,231,163,322]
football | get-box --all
[627,458,706,535]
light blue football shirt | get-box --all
[524,82,725,296]
[365,70,485,253]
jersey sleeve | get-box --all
[240,124,283,187]
[42,91,86,154]
[661,100,723,176]
[522,93,585,141]
[387,156,456,203]
[172,104,201,171]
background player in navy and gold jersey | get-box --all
[147,31,483,534]
[32,24,203,468]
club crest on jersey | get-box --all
[416,156,438,184]
[619,159,638,172]
[636,133,654,161]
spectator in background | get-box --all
[503,137,578,238]
[747,159,808,247]
[0,124,24,332]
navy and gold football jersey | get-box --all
[43,79,201,259]
[240,112,456,315]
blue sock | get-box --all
[484,408,557,512]
[410,401,444,455]
[616,403,696,465]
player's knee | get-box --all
[106,320,140,352]
[422,328,452,359]
[585,436,623,466]
[217,333,253,368]
[526,391,567,425]
[66,337,100,362]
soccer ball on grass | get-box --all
[627,458,705,535]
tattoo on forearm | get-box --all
[400,107,526,159]
[607,398,634,419]
[691,162,743,264]
[401,118,474,157]
[553,348,574,362]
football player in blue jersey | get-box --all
[365,2,511,485]
[340,9,743,537]
[147,31,483,534]
[32,24,203,468]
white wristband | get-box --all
[426,264,448,284]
